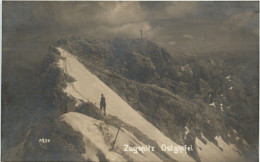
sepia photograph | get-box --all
[1,1,259,161]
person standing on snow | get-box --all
[100,94,106,115]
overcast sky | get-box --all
[3,1,259,54]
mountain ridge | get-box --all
[54,37,257,161]
[2,37,258,161]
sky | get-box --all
[2,1,259,55]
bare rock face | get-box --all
[3,116,86,161]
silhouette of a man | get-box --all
[100,94,106,115]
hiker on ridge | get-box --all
[100,94,106,115]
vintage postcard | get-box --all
[1,1,259,161]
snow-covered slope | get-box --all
[56,47,244,162]
[196,135,245,162]
[57,47,193,161]
[62,112,162,161]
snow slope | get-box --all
[62,112,162,161]
[196,134,245,162]
[56,47,193,161]
[56,47,244,162]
